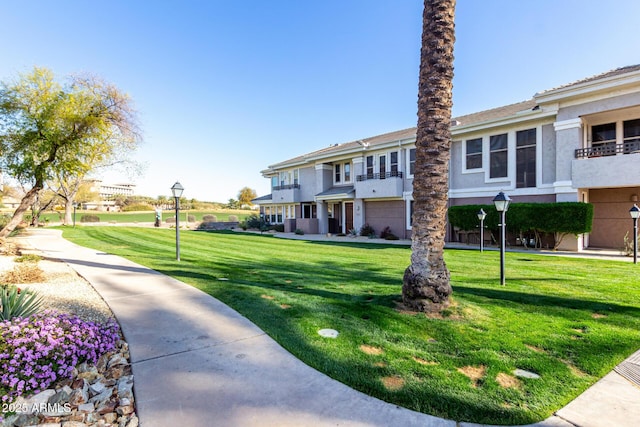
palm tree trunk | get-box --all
[402,0,456,313]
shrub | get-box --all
[271,224,285,232]
[202,214,217,222]
[187,214,196,222]
[359,223,375,237]
[80,214,100,223]
[121,203,153,212]
[228,215,239,222]
[0,285,44,321]
[448,202,594,250]
[0,215,11,230]
[348,228,358,236]
[0,310,120,405]
[1,264,45,284]
[14,254,42,263]
[294,228,304,235]
[165,216,175,223]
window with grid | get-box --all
[489,133,508,178]
[516,128,536,188]
[465,138,482,170]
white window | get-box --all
[489,133,508,178]
[334,161,352,184]
[390,151,398,176]
[366,155,374,178]
[408,148,416,177]
[465,138,482,170]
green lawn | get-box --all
[62,227,640,425]
[27,209,252,224]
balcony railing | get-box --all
[273,183,300,191]
[356,171,404,181]
[575,140,640,159]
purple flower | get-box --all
[0,310,120,406]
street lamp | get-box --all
[171,181,184,261]
[630,204,640,265]
[73,202,78,227]
[477,209,487,252]
[493,192,511,285]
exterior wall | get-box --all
[364,200,405,238]
[541,124,556,185]
[587,187,640,249]
[295,218,319,234]
[299,166,317,201]
[556,92,640,121]
[572,153,640,189]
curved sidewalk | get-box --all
[22,229,640,427]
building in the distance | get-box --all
[84,179,136,211]
[254,65,640,251]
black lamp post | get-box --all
[630,204,639,265]
[493,192,511,285]
[477,208,487,252]
[171,181,184,261]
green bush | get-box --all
[203,214,217,222]
[187,214,196,222]
[0,284,44,321]
[294,228,304,235]
[359,223,375,237]
[0,214,11,230]
[80,214,100,223]
[14,254,42,263]
[271,224,285,232]
[165,216,176,223]
[122,203,153,212]
[228,215,239,222]
[380,226,399,240]
[448,202,594,249]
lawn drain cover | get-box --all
[318,329,339,338]
[514,369,540,379]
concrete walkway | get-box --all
[21,228,640,427]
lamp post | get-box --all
[477,209,487,252]
[493,192,511,285]
[630,204,640,265]
[171,181,184,261]
[73,203,77,227]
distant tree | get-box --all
[238,187,257,206]
[226,198,239,209]
[0,67,141,236]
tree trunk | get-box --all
[0,186,41,238]
[64,200,74,225]
[402,0,456,313]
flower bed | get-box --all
[0,310,120,408]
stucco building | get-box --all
[254,65,640,250]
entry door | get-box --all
[345,202,354,232]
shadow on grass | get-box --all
[453,284,640,316]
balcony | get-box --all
[575,140,640,159]
[572,142,640,188]
[272,183,301,203]
[355,171,404,199]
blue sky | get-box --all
[2,1,640,202]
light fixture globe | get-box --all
[477,208,487,221]
[171,181,184,198]
[493,191,511,212]
[630,204,640,219]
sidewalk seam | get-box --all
[131,332,267,365]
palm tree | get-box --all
[402,0,456,313]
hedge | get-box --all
[448,202,593,249]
